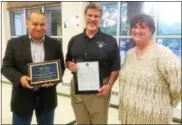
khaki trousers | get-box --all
[70,77,111,124]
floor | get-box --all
[1,83,120,124]
[2,83,181,124]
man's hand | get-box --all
[97,83,112,96]
[20,76,33,89]
[41,83,54,88]
[66,61,78,72]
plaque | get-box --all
[28,60,62,86]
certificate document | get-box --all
[74,61,102,94]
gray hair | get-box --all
[27,11,45,21]
[84,3,103,16]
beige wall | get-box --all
[62,2,88,56]
[6,2,61,9]
[2,2,11,82]
[2,2,11,59]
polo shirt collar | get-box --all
[83,28,101,39]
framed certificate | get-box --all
[74,61,102,94]
[27,60,62,86]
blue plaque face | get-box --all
[28,60,61,86]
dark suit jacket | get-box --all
[1,35,65,116]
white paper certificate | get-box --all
[76,61,100,91]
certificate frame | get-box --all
[74,60,102,94]
[27,60,62,86]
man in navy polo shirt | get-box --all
[65,3,120,124]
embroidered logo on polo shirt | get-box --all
[96,41,106,48]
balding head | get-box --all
[27,11,46,21]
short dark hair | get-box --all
[130,13,156,35]
[84,3,102,16]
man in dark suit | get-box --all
[1,11,65,125]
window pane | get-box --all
[157,2,181,35]
[44,6,62,36]
[100,2,118,36]
[10,10,26,36]
[143,2,157,16]
[119,38,135,65]
[157,38,181,61]
[120,2,144,36]
[120,2,128,36]
[26,8,42,18]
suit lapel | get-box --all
[22,35,33,63]
[44,35,51,61]
[22,35,52,63]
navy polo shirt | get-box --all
[66,29,121,79]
